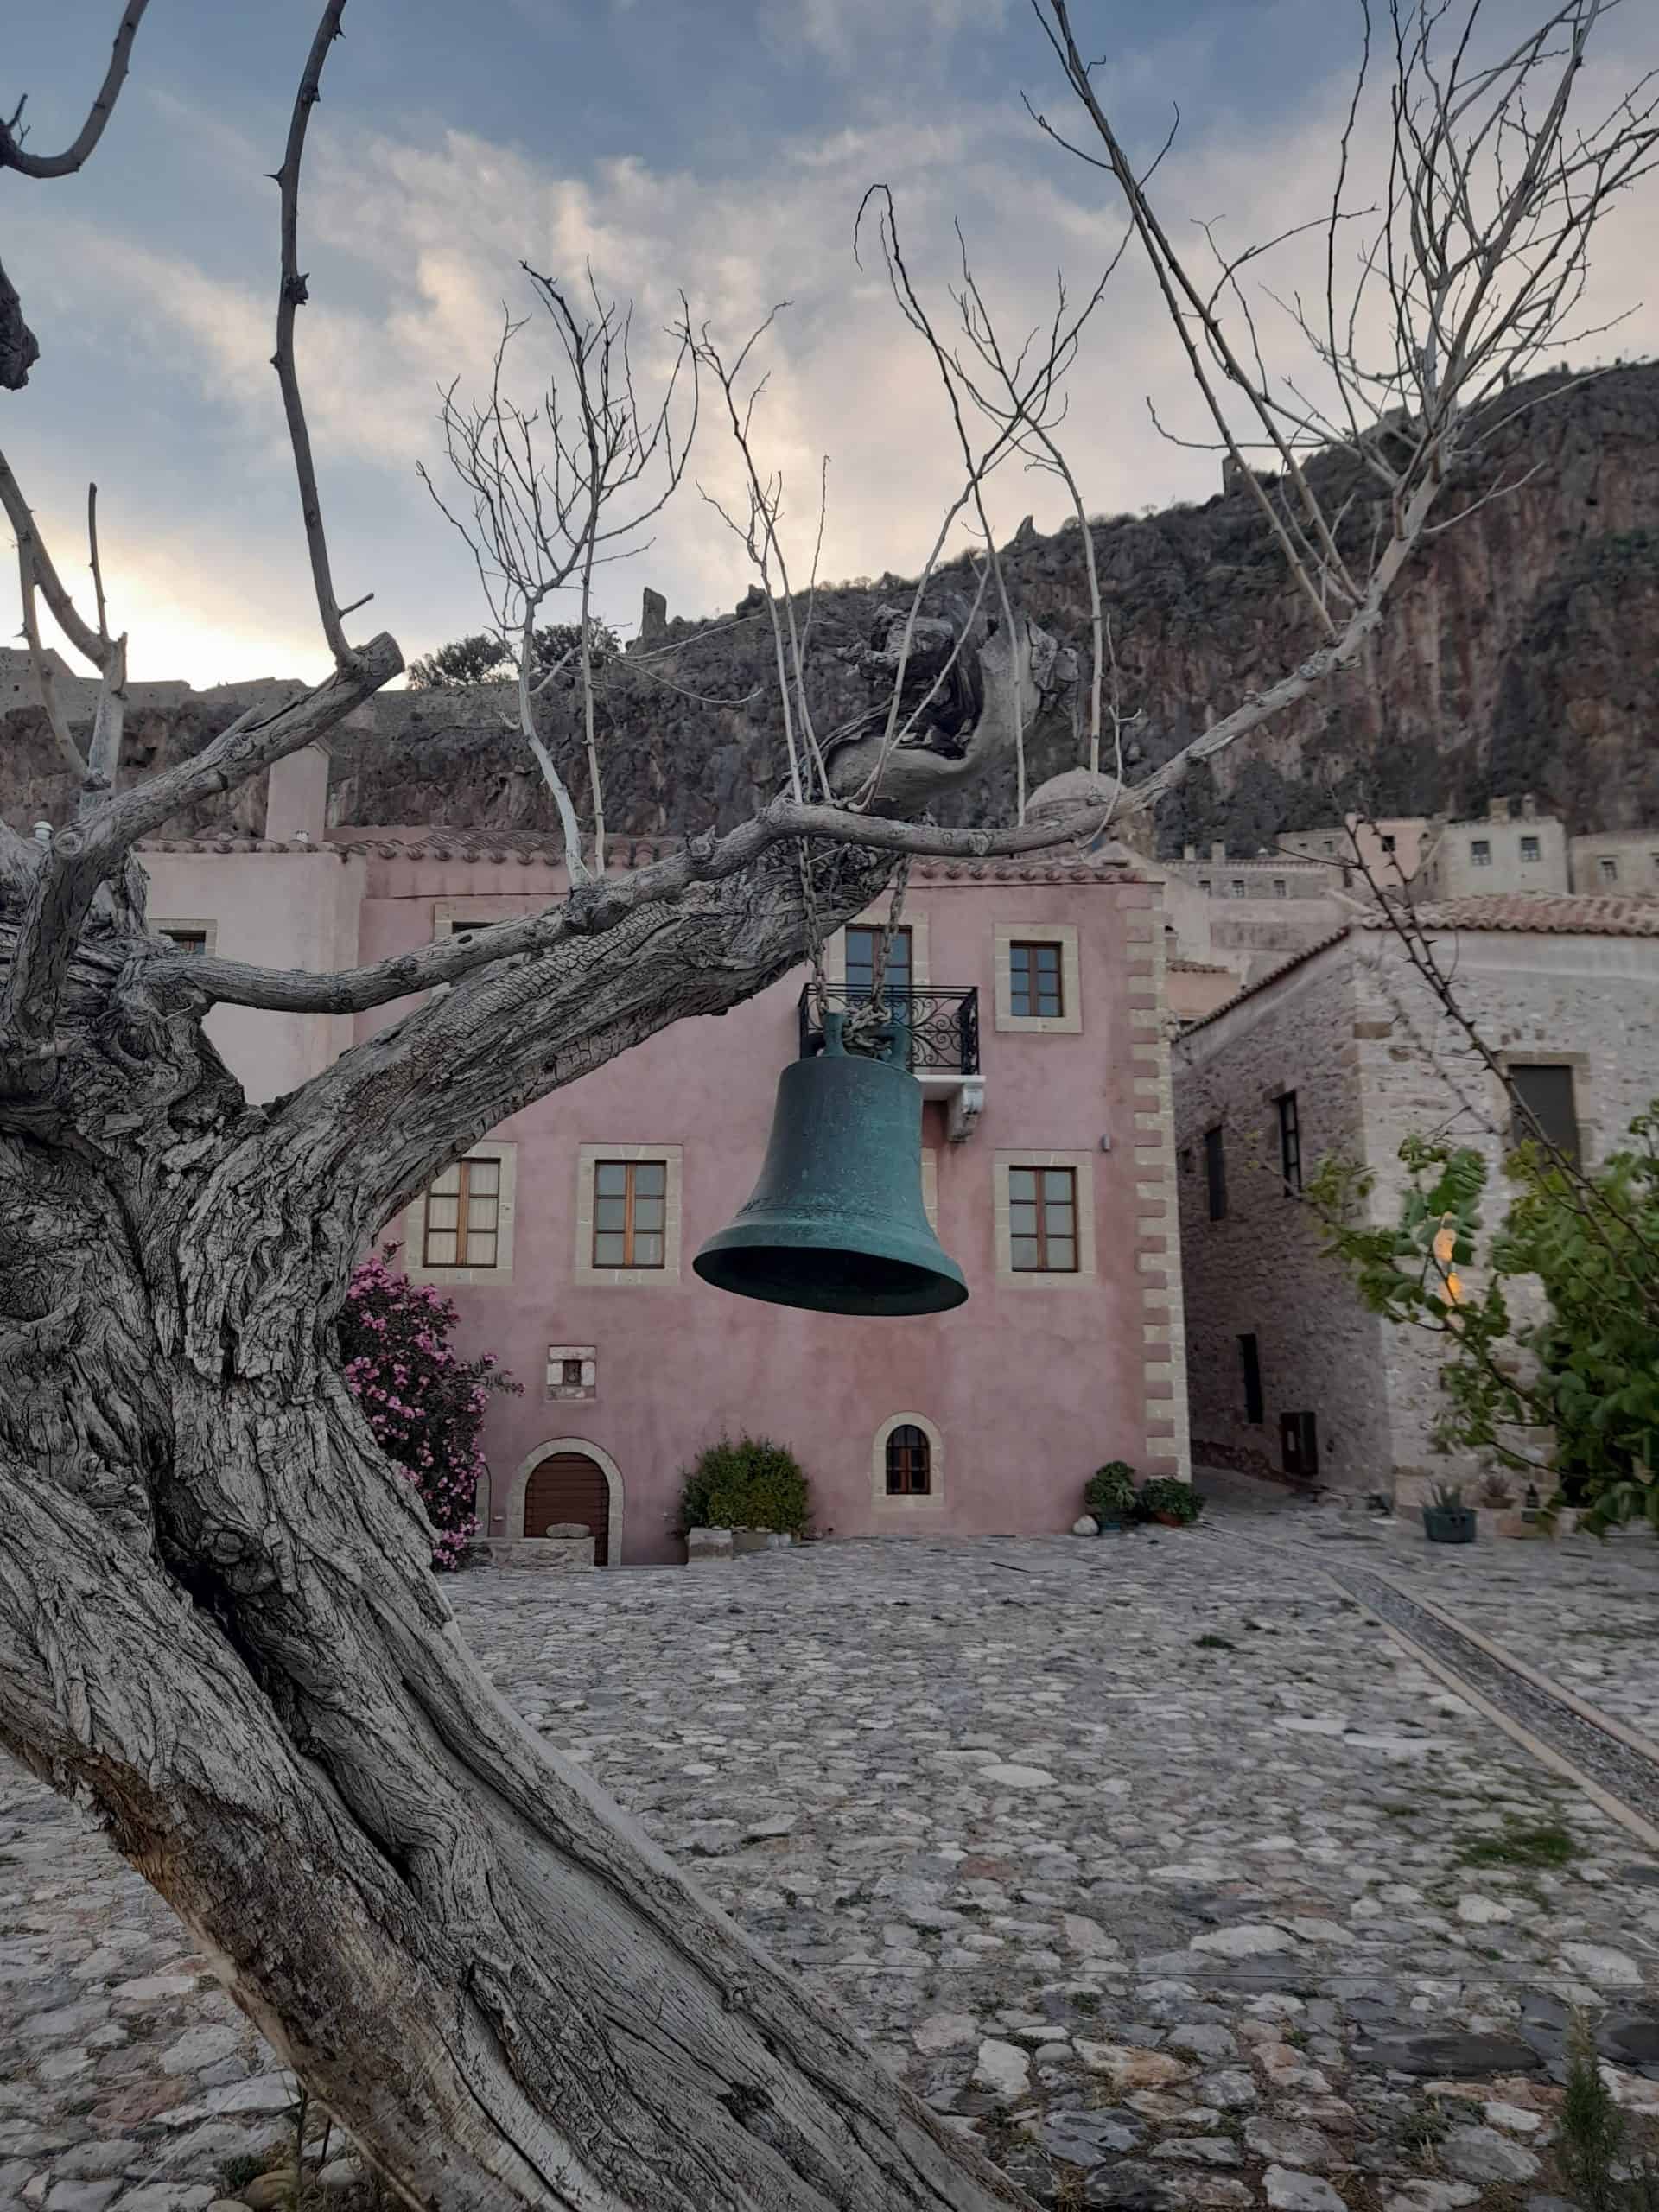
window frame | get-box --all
[1599,855,1619,884]
[405,1140,518,1287]
[1007,938,1065,1020]
[842,922,913,1001]
[574,1144,684,1286]
[1007,1163,1080,1274]
[884,1422,932,1497]
[1470,838,1492,867]
[1276,1090,1302,1196]
[872,1412,944,1510]
[1505,1062,1582,1170]
[829,908,931,990]
[993,1150,1097,1287]
[154,918,218,957]
[1519,835,1541,863]
[422,1154,504,1272]
[589,1158,669,1271]
[993,924,1082,1034]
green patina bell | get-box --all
[694,1012,969,1315]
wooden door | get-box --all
[524,1452,611,1564]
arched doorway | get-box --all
[505,1439,626,1566]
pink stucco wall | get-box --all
[347,848,1167,1562]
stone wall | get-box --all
[1173,944,1395,1492]
[1176,923,1659,1505]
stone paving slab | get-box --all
[5,1512,1659,2211]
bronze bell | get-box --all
[693,1012,969,1315]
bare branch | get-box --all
[272,1,366,669]
[16,543,87,783]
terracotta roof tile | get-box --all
[1356,892,1659,936]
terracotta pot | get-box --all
[1154,1510,1185,1528]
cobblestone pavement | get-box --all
[6,1501,1659,2212]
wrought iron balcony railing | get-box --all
[798,985,980,1077]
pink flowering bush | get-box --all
[339,1248,521,1571]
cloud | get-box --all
[6,5,1656,690]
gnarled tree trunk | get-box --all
[0,830,1040,2211]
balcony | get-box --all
[798,985,985,1141]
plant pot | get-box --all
[1154,1510,1186,1528]
[1422,1504,1477,1544]
[1095,1516,1126,1535]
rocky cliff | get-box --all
[5,362,1657,854]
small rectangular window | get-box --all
[1239,1332,1264,1425]
[1272,878,1287,897]
[1599,855,1619,884]
[592,1159,668,1268]
[1277,1090,1302,1195]
[1471,839,1492,866]
[1230,879,1247,898]
[1178,1147,1193,1176]
[1198,878,1212,893]
[1204,1126,1227,1222]
[845,925,911,1000]
[1520,836,1541,862]
[1007,1165,1078,1272]
[158,925,209,955]
[1008,940,1064,1019]
[1380,834,1396,855]
[1509,1065,1580,1169]
[423,1155,502,1270]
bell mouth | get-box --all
[692,1242,969,1317]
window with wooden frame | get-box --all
[1239,1332,1264,1425]
[1277,1090,1302,1195]
[885,1423,931,1496]
[1008,940,1064,1020]
[591,1160,667,1268]
[159,925,209,955]
[423,1155,502,1270]
[1007,1165,1078,1273]
[843,925,912,1001]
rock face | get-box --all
[6,365,1657,852]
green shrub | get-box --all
[1135,1478,1204,1525]
[679,1433,810,1535]
[1084,1460,1138,1520]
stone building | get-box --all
[1417,796,1569,899]
[137,750,1190,1561]
[1171,893,1659,1503]
[1569,829,1659,894]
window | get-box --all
[1007,1166,1077,1272]
[1204,1126,1227,1221]
[1272,878,1287,898]
[1520,836,1541,863]
[1277,1090,1302,1195]
[1322,839,1337,856]
[155,918,216,956]
[1599,855,1619,885]
[1230,879,1247,898]
[1178,1147,1193,1176]
[885,1423,931,1496]
[575,1146,683,1285]
[1380,834,1396,855]
[545,1346,596,1402]
[1471,838,1492,866]
[1509,1064,1581,1168]
[1239,1332,1264,1426]
[423,1155,502,1270]
[591,1160,667,1268]
[1198,877,1212,892]
[844,924,912,1001]
[995,925,1081,1033]
[1008,940,1064,1019]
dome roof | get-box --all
[1025,766,1122,828]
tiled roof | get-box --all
[1356,892,1659,937]
[1177,890,1659,1042]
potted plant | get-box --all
[1421,1480,1477,1544]
[1084,1460,1137,1533]
[1136,1477,1205,1529]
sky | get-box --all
[4,0,1657,687]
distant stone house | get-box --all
[1171,893,1659,1503]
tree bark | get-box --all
[0,830,1047,2210]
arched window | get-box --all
[886,1423,931,1497]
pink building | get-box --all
[139,749,1190,1563]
